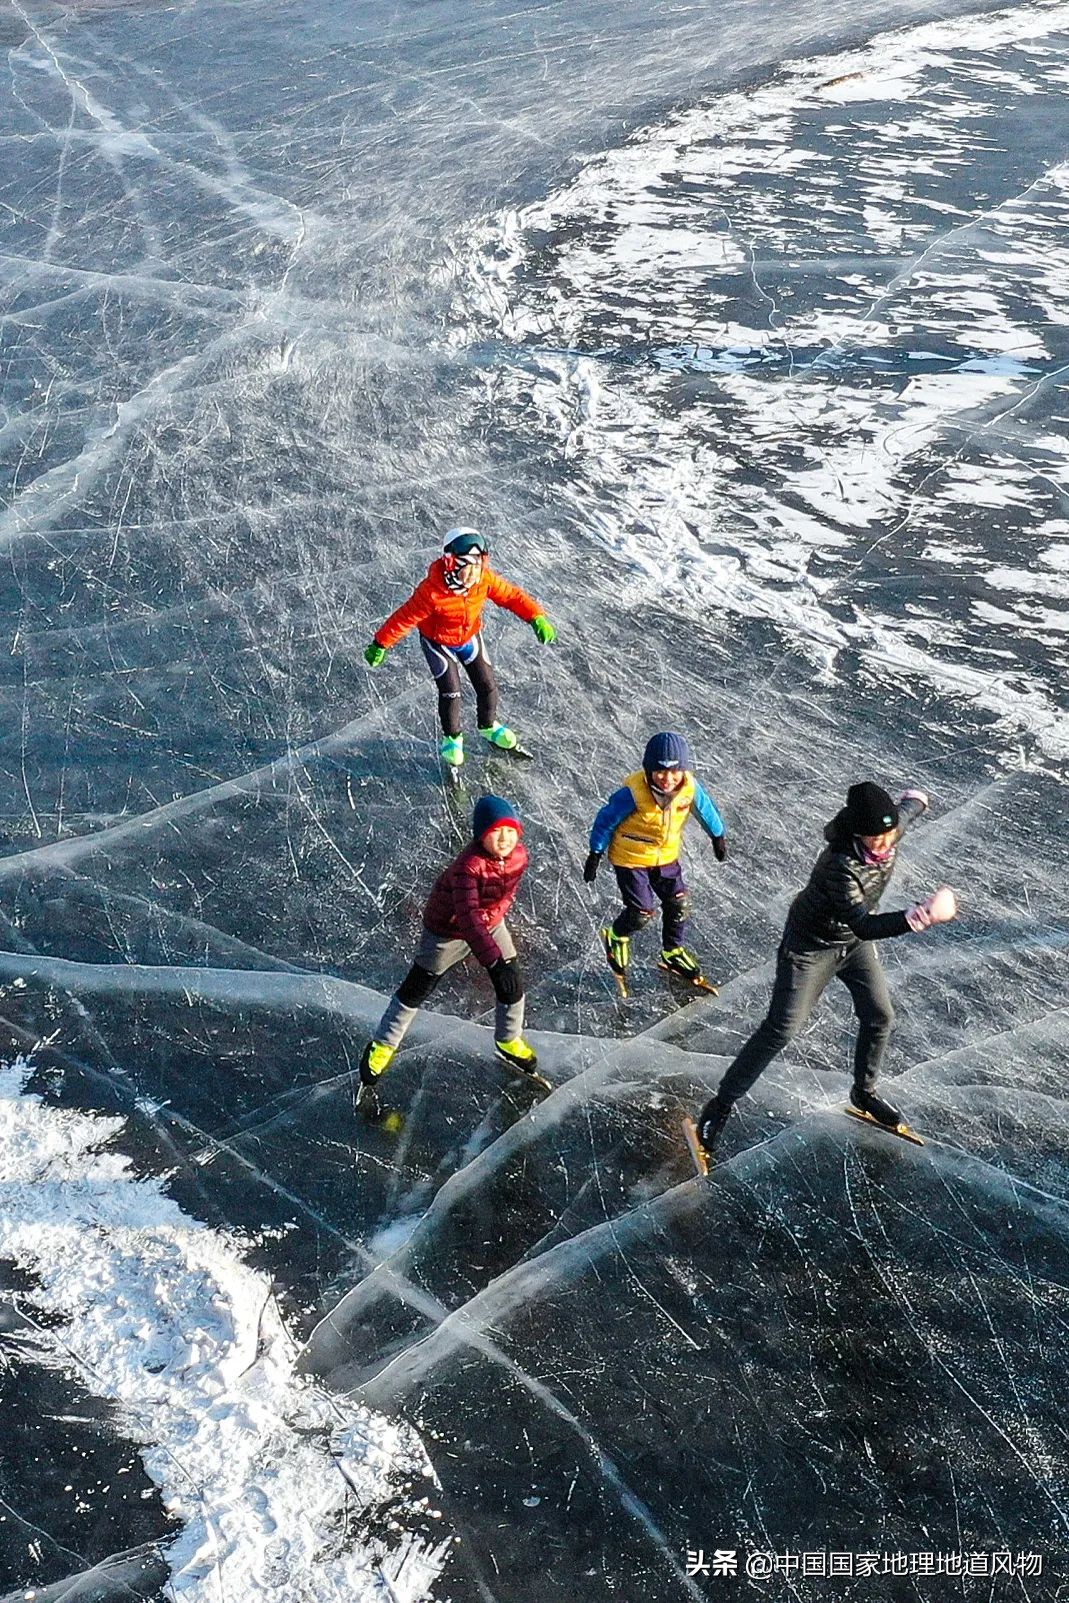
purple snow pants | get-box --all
[612,861,689,947]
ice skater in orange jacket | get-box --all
[364,528,557,769]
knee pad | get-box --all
[396,964,439,1008]
[619,906,656,936]
[666,891,691,918]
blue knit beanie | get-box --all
[472,794,523,841]
[643,732,692,776]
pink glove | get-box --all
[899,788,929,811]
[906,886,957,931]
[926,885,957,924]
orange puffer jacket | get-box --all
[374,560,542,650]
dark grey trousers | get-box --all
[713,931,895,1111]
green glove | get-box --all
[364,641,388,668]
[531,614,556,645]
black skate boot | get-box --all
[684,1097,730,1177]
[846,1084,926,1147]
[658,946,719,995]
[849,1085,901,1128]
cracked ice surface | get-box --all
[0,0,1068,1599]
[0,1059,448,1601]
[455,0,1069,763]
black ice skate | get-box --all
[684,1099,730,1177]
[846,1086,925,1147]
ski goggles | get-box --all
[442,528,488,560]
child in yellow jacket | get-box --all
[584,732,727,990]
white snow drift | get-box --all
[0,1059,448,1602]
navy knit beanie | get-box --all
[643,732,692,776]
[472,794,523,841]
[844,782,899,836]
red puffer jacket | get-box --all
[423,840,529,966]
[375,560,542,650]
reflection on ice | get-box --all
[352,1127,1069,1603]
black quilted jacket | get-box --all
[786,793,927,946]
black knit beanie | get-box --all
[844,782,899,836]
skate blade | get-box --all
[682,1117,710,1177]
[494,1050,551,1092]
[499,1064,552,1093]
[440,764,465,789]
[844,1106,925,1146]
[489,744,533,761]
[657,964,719,995]
[356,1083,383,1121]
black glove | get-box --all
[583,850,602,883]
[488,956,524,1005]
[713,834,728,863]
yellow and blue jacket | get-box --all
[590,770,726,869]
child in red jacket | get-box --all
[364,528,556,768]
[359,795,540,1092]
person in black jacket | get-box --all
[693,781,957,1164]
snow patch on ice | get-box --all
[0,1059,448,1601]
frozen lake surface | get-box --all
[0,0,1067,1598]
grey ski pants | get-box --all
[376,921,524,1049]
